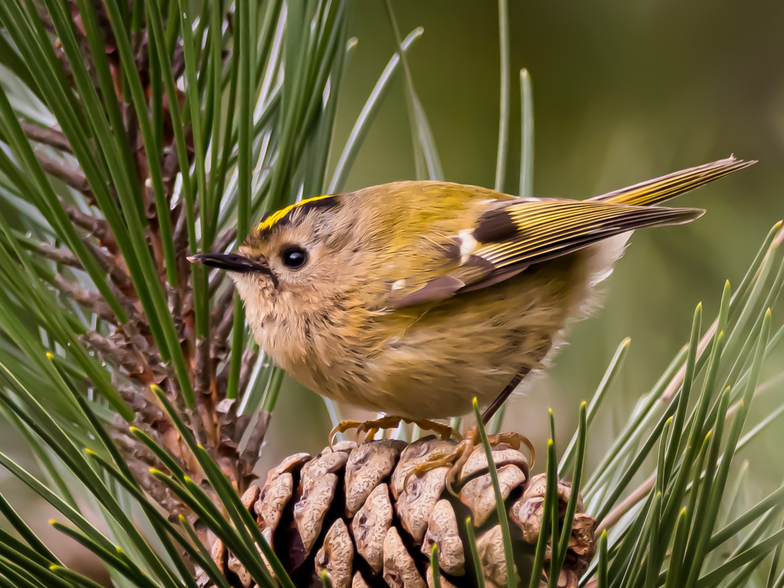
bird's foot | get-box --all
[329,415,460,447]
[405,425,535,496]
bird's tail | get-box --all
[590,156,756,207]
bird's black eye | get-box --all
[281,246,308,269]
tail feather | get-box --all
[590,156,756,207]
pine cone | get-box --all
[203,437,596,588]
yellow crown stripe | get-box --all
[256,194,335,231]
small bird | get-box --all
[191,157,753,480]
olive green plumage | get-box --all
[192,157,753,419]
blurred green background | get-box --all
[265,0,784,486]
[5,0,784,576]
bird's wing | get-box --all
[389,198,703,309]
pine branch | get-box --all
[34,150,91,194]
[80,329,166,383]
[64,204,116,250]
[25,240,81,267]
[54,275,118,323]
[18,120,72,152]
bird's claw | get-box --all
[329,416,460,447]
[404,426,535,497]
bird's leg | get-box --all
[480,367,530,425]
[329,416,460,446]
[406,368,533,495]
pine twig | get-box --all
[64,204,116,249]
[80,329,168,384]
[35,150,91,194]
[238,347,258,397]
[18,120,72,152]
[194,336,212,399]
[54,275,117,324]
[213,228,237,254]
[213,284,236,339]
[86,240,134,292]
[27,241,81,268]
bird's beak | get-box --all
[187,252,267,274]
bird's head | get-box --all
[189,194,373,329]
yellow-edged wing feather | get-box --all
[590,156,755,206]
[391,157,754,308]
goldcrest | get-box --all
[192,157,753,423]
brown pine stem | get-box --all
[54,275,118,324]
[65,204,116,250]
[195,335,212,398]
[214,285,237,345]
[238,348,258,398]
[25,241,81,268]
[87,240,135,292]
[35,150,91,194]
[80,329,168,385]
[213,228,237,255]
[19,120,72,152]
